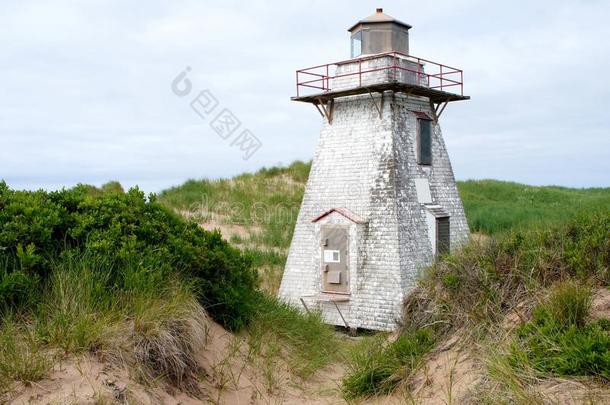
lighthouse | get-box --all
[278,9,470,331]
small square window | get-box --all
[324,249,340,263]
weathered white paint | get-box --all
[279,56,469,332]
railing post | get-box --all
[326,64,329,91]
[440,65,443,91]
[359,59,362,87]
[296,71,299,97]
[461,70,463,96]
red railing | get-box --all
[295,51,464,98]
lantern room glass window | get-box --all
[351,31,362,58]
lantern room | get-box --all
[293,8,469,114]
[348,8,411,58]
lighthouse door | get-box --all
[321,226,349,294]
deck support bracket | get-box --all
[367,90,384,119]
[299,298,311,315]
[430,99,450,122]
[314,97,334,124]
[332,301,350,330]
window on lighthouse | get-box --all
[351,31,362,58]
[417,118,432,165]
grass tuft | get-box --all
[544,281,593,329]
[342,329,435,399]
[1,252,209,393]
[247,294,340,379]
[0,318,51,392]
[508,281,610,379]
[128,295,208,392]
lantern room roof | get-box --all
[348,8,412,32]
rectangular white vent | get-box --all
[414,178,432,203]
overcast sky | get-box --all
[1,0,609,191]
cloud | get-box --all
[0,0,608,191]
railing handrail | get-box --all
[295,51,464,98]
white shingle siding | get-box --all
[278,90,469,331]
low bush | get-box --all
[0,181,258,330]
[342,329,435,399]
[403,211,610,336]
[509,282,610,379]
[0,264,39,311]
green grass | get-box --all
[0,318,51,391]
[0,253,207,386]
[459,179,610,234]
[246,294,340,379]
[243,248,287,294]
[542,281,593,329]
[0,251,208,394]
[404,211,610,336]
[155,161,610,399]
[400,211,609,400]
[159,162,610,251]
[158,160,310,250]
[0,251,338,396]
[0,179,339,396]
[3,162,608,399]
[158,161,310,296]
[342,329,435,399]
[508,282,610,380]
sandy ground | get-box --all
[410,333,482,404]
[7,322,610,405]
[5,321,345,405]
[6,290,610,404]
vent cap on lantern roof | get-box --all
[348,8,412,31]
[348,8,411,58]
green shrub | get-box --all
[404,211,610,335]
[563,211,610,281]
[0,181,258,331]
[342,329,435,399]
[0,264,39,311]
[509,283,610,379]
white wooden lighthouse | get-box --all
[278,9,470,331]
